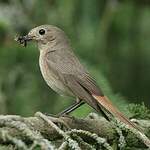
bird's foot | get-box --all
[44,112,69,118]
[44,113,59,118]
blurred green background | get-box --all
[0,0,149,117]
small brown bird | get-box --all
[16,25,142,131]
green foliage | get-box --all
[128,102,150,119]
[0,0,149,117]
[0,23,7,44]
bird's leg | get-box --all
[57,98,85,117]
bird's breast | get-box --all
[39,52,73,97]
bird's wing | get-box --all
[45,49,104,98]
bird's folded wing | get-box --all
[45,50,103,108]
[45,50,103,97]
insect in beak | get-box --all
[15,35,32,47]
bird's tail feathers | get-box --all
[92,95,141,131]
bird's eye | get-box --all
[39,29,45,35]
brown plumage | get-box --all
[16,25,150,142]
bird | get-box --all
[16,24,143,131]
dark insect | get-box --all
[15,35,32,47]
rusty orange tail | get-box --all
[92,95,150,147]
[92,95,141,131]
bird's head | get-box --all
[16,25,69,50]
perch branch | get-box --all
[0,112,149,149]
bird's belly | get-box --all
[39,55,73,97]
